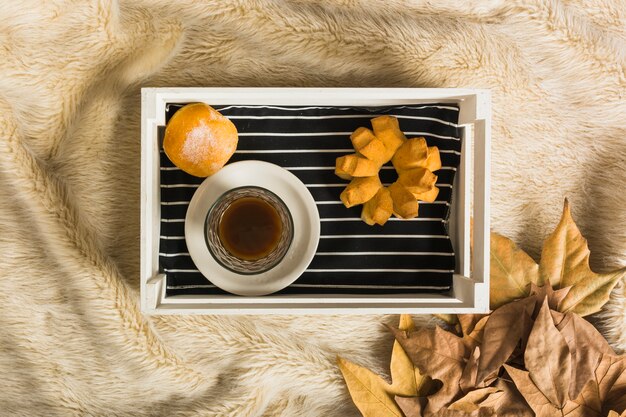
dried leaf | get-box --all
[459,346,481,393]
[504,365,557,417]
[435,407,497,417]
[539,199,626,316]
[461,315,489,351]
[476,298,534,384]
[529,282,572,311]
[394,396,424,417]
[518,309,535,355]
[490,379,535,417]
[389,315,431,397]
[458,314,488,338]
[448,387,501,412]
[549,286,572,310]
[434,314,458,325]
[524,299,571,408]
[504,306,626,417]
[337,357,403,417]
[490,231,541,309]
[555,312,615,400]
[572,354,626,416]
[560,268,626,317]
[391,326,469,414]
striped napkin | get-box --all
[159,103,462,295]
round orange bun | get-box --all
[163,103,238,177]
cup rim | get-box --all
[204,185,294,276]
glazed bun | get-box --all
[163,103,238,177]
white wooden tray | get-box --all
[140,88,490,314]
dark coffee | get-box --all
[218,197,283,261]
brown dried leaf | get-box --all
[389,315,432,397]
[524,299,571,408]
[529,282,572,311]
[459,346,481,394]
[337,357,403,417]
[391,326,469,414]
[476,298,534,384]
[572,354,626,416]
[549,286,572,309]
[434,407,497,417]
[490,379,535,417]
[489,231,541,309]
[394,396,424,417]
[458,314,488,338]
[448,387,501,412]
[461,315,489,351]
[504,305,626,417]
[555,312,615,400]
[504,365,557,417]
[539,199,626,316]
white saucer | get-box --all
[185,160,320,296]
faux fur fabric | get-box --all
[0,0,624,416]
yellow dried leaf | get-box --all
[539,199,626,316]
[391,326,469,414]
[434,313,459,325]
[337,357,403,417]
[489,231,541,309]
[389,315,431,397]
[489,199,624,316]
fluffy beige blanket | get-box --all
[1,0,624,415]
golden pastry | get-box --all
[362,188,393,226]
[397,167,438,196]
[371,115,406,162]
[335,116,443,225]
[349,127,387,165]
[392,138,428,173]
[340,176,382,208]
[388,182,419,219]
[335,154,381,179]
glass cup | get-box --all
[205,186,294,275]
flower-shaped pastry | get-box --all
[335,116,441,225]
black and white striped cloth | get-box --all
[159,103,462,296]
